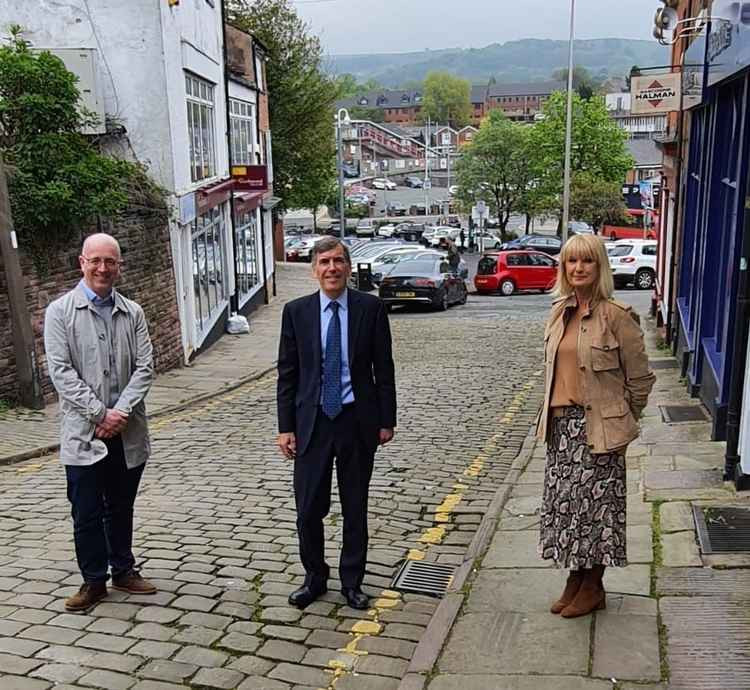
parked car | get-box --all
[387,202,408,216]
[356,218,377,237]
[419,225,440,246]
[286,235,326,262]
[500,234,562,256]
[377,224,396,237]
[568,221,594,235]
[372,177,397,190]
[345,185,375,202]
[474,250,558,296]
[392,222,426,242]
[372,249,467,285]
[607,239,657,289]
[429,226,460,247]
[379,257,468,311]
[405,176,424,188]
[349,242,406,286]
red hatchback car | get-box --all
[474,250,558,296]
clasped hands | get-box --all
[95,408,129,439]
[277,428,395,460]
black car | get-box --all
[392,222,426,241]
[404,175,424,188]
[387,202,408,216]
[501,234,562,256]
[379,257,467,311]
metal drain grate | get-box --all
[649,359,679,369]
[660,404,709,423]
[391,560,456,597]
[693,506,750,553]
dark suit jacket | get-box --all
[277,289,397,456]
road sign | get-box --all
[423,179,432,190]
[476,200,486,215]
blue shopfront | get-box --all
[675,11,750,485]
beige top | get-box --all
[550,309,583,408]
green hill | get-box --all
[327,38,667,87]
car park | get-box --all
[607,239,657,289]
[474,250,558,296]
[405,176,424,188]
[500,234,562,256]
[379,257,468,311]
[372,177,397,190]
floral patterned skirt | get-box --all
[539,405,627,569]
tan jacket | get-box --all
[536,294,655,453]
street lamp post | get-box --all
[561,0,576,244]
[336,107,351,240]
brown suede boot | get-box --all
[550,570,584,614]
[65,582,107,612]
[561,565,606,618]
[112,570,157,595]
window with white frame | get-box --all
[191,205,227,336]
[186,74,216,182]
[229,98,256,166]
[235,209,259,302]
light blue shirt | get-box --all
[78,279,120,406]
[320,289,354,405]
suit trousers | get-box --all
[65,437,144,584]
[294,404,374,589]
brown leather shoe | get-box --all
[112,571,157,595]
[65,582,107,612]
[550,570,584,614]
[561,566,606,618]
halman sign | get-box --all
[631,74,682,114]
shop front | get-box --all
[675,11,750,450]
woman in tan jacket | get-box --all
[537,234,655,618]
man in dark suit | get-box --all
[277,236,397,610]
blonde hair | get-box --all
[553,234,614,300]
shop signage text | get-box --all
[631,74,681,114]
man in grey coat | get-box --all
[44,233,156,611]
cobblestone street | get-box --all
[0,289,548,690]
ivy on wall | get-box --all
[0,26,165,271]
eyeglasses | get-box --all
[81,256,123,269]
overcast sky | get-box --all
[292,0,658,55]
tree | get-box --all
[420,72,472,128]
[347,106,384,123]
[0,27,156,270]
[228,0,339,212]
[335,74,382,99]
[453,110,536,239]
[552,66,598,100]
[569,172,628,232]
[528,91,633,231]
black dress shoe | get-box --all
[288,583,327,609]
[342,587,369,610]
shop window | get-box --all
[235,209,260,303]
[186,73,217,182]
[191,205,228,337]
[229,98,256,166]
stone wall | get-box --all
[0,208,183,404]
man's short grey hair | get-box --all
[311,236,351,265]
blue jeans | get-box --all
[65,437,145,584]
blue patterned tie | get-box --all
[322,301,343,419]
